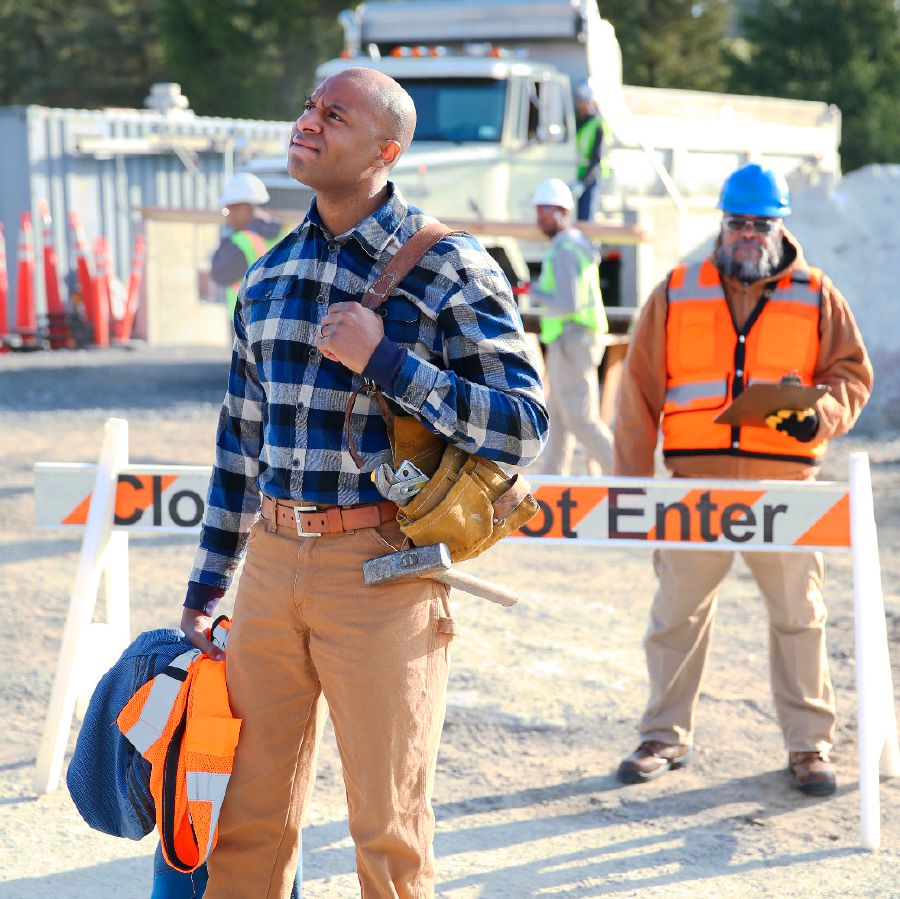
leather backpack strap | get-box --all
[345,221,465,468]
[361,221,456,311]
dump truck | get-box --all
[250,0,841,306]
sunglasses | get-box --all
[723,216,781,234]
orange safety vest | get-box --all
[117,617,240,873]
[663,259,827,464]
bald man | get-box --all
[180,68,547,898]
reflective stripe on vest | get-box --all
[539,237,609,344]
[117,618,240,873]
[226,229,284,317]
[663,260,826,463]
[576,117,610,180]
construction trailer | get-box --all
[0,84,289,341]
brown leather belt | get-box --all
[261,494,398,537]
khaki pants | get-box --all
[206,518,453,899]
[541,326,613,475]
[639,548,835,752]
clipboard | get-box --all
[714,382,829,428]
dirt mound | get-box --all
[789,164,900,433]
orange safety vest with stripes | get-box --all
[663,259,828,465]
[117,617,240,873]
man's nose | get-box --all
[296,110,320,132]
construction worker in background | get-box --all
[574,79,611,222]
[530,178,613,475]
[210,172,286,320]
[181,68,547,898]
[613,163,873,796]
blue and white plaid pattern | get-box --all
[186,184,548,609]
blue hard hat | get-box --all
[718,163,791,218]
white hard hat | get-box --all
[219,172,270,207]
[531,178,575,211]
[574,78,599,103]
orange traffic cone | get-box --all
[0,223,8,353]
[68,212,99,346]
[92,236,111,348]
[15,212,38,346]
[38,200,69,349]
[117,233,146,342]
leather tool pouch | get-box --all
[344,222,539,562]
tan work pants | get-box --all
[639,548,835,752]
[541,326,614,475]
[205,518,453,899]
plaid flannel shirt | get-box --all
[186,184,548,611]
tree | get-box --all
[728,0,900,171]
[599,0,732,92]
[0,0,349,121]
[0,0,168,109]
[158,0,348,120]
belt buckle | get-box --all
[293,505,321,537]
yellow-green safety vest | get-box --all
[576,117,611,181]
[538,237,609,344]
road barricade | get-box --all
[33,419,899,850]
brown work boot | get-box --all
[788,750,836,796]
[617,741,692,784]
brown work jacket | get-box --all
[613,229,873,481]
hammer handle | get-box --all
[431,569,519,607]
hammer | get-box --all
[363,543,519,607]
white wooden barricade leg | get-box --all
[850,452,900,850]
[33,418,132,795]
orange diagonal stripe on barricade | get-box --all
[114,475,177,522]
[794,493,851,547]
[61,475,179,526]
[514,485,608,539]
[647,488,767,542]
[62,494,92,525]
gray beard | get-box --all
[715,238,784,283]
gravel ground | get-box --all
[1,344,899,898]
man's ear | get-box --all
[377,140,402,169]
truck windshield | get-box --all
[398,78,506,142]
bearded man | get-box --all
[611,163,873,797]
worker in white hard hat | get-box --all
[210,172,289,320]
[573,79,611,221]
[530,178,613,475]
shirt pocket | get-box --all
[240,283,278,327]
[377,296,424,348]
[240,284,288,374]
